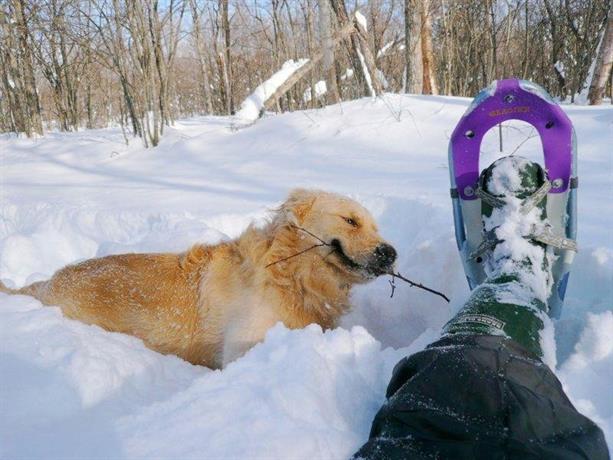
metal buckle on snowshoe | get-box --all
[469,229,500,261]
[470,225,577,262]
[531,227,578,252]
[520,181,551,215]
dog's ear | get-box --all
[282,188,316,225]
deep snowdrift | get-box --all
[1,94,611,458]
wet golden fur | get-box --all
[0,189,394,368]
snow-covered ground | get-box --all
[1,94,611,459]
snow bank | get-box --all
[1,95,611,457]
[0,293,202,459]
[559,311,613,447]
[119,325,426,460]
[0,292,435,459]
[235,59,309,122]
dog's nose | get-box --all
[374,243,397,267]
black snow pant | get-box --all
[353,335,609,460]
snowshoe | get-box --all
[448,79,578,318]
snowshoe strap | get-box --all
[470,226,577,261]
[470,224,577,261]
[531,228,578,252]
[471,176,577,261]
[475,187,506,209]
[475,180,551,215]
[520,181,552,215]
[469,229,500,261]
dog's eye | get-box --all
[343,217,358,227]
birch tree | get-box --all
[588,0,613,104]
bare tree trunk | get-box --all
[522,0,529,78]
[318,0,340,104]
[353,14,383,96]
[12,0,43,135]
[589,0,613,105]
[487,0,497,81]
[302,0,319,107]
[220,0,233,114]
[190,0,214,113]
[543,0,568,98]
[403,0,413,92]
[405,0,423,93]
[329,0,369,97]
[420,0,438,95]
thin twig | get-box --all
[265,225,334,268]
[265,243,327,268]
[388,277,396,298]
[509,129,538,156]
[387,271,450,303]
[266,226,450,304]
[293,225,330,246]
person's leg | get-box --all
[353,157,609,459]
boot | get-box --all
[444,156,556,359]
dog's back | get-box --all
[1,245,216,365]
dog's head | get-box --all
[279,188,396,281]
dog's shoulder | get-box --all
[237,224,274,263]
[179,244,215,271]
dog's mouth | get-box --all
[329,239,388,277]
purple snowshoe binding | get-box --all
[448,78,578,318]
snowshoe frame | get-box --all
[448,78,578,318]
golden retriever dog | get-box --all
[0,189,396,368]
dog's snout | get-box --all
[374,243,397,267]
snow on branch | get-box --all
[235,59,310,122]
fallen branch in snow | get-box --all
[377,35,405,59]
[235,59,310,122]
[387,271,450,303]
[260,20,356,114]
[236,11,382,124]
[234,21,356,125]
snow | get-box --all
[377,39,400,58]
[555,60,566,79]
[0,94,611,458]
[235,59,309,122]
[355,48,375,98]
[355,11,368,32]
[539,312,558,369]
[483,156,555,302]
[559,311,613,441]
[303,80,327,103]
[341,68,354,81]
